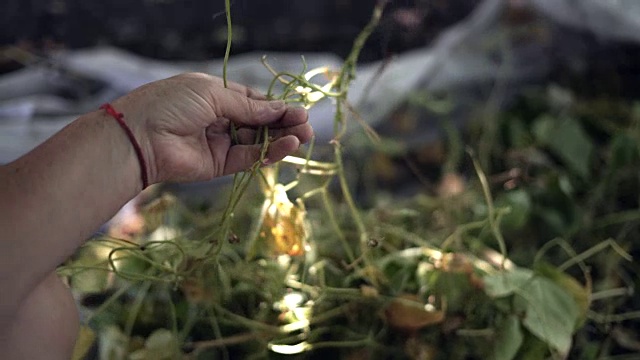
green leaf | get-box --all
[536,263,590,328]
[484,268,534,298]
[610,134,640,170]
[514,276,579,355]
[516,332,550,360]
[492,315,524,360]
[496,189,532,231]
[506,117,531,148]
[533,115,594,179]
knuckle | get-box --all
[244,97,262,116]
[246,87,266,100]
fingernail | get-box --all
[262,158,271,165]
[269,100,285,110]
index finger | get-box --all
[211,89,308,129]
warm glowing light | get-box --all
[281,319,310,333]
[289,66,339,108]
[283,292,305,310]
[424,303,437,312]
[269,342,312,355]
[259,184,308,257]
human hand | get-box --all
[111,73,313,184]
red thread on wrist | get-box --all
[100,103,149,189]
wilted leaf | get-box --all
[383,294,445,332]
[492,315,523,360]
[404,336,438,360]
[483,268,534,298]
[514,276,579,355]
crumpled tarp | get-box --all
[2,0,640,163]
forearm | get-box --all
[0,109,143,313]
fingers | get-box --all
[232,107,311,144]
[222,135,301,175]
[179,73,308,129]
[235,122,313,146]
[213,89,310,128]
[179,73,284,125]
[212,89,284,126]
[270,106,310,128]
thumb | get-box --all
[214,89,287,127]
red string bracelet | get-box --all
[100,104,149,189]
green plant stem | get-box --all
[593,209,640,229]
[124,281,151,339]
[86,282,134,323]
[379,224,435,247]
[167,292,181,357]
[588,310,640,323]
[558,238,632,271]
[321,189,355,262]
[440,220,487,250]
[190,332,266,352]
[334,144,371,266]
[470,150,508,268]
[310,337,372,350]
[205,0,263,261]
[338,0,388,87]
[222,0,232,88]
[326,0,389,284]
[208,127,270,258]
[207,306,231,360]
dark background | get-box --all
[4,0,640,99]
[0,0,478,69]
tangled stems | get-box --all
[201,0,271,260]
[328,0,389,281]
[258,1,389,279]
[200,126,270,261]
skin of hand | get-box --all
[112,72,314,184]
[0,73,313,359]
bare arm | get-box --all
[0,72,312,322]
[0,109,142,314]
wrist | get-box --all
[108,97,159,186]
[99,104,150,189]
[87,105,150,192]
